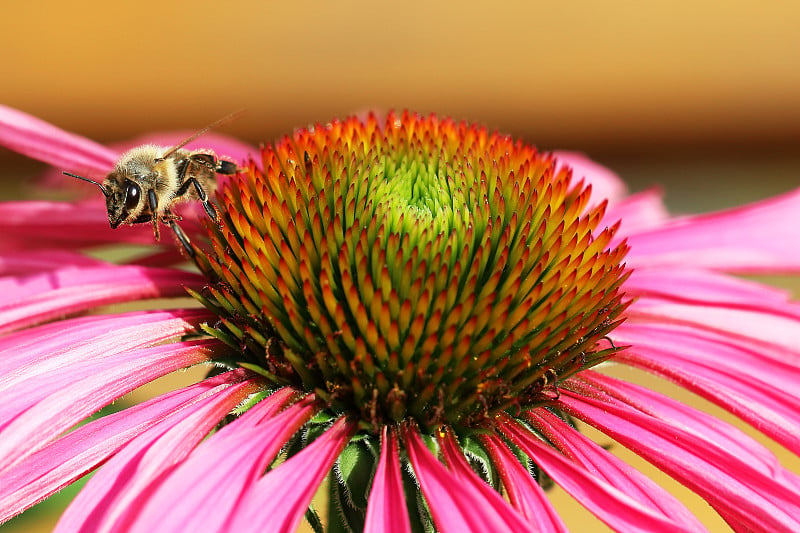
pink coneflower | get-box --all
[1,104,800,532]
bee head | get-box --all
[104,175,146,228]
[64,170,148,228]
[100,145,168,228]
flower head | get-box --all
[2,104,800,532]
[195,112,629,433]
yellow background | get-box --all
[3,1,799,153]
[2,1,800,531]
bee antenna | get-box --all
[63,171,110,197]
[159,109,246,161]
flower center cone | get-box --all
[191,111,630,434]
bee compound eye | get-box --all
[124,182,141,210]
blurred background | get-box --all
[1,1,799,531]
[2,1,798,212]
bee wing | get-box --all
[159,110,245,161]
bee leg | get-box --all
[168,219,195,258]
[175,177,218,221]
[147,189,161,240]
[188,153,237,176]
[215,160,238,175]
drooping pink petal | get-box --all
[582,369,800,488]
[624,266,800,355]
[226,417,356,533]
[498,416,703,533]
[623,187,800,273]
[0,340,217,471]
[127,392,318,533]
[604,189,669,235]
[552,151,627,206]
[527,409,706,531]
[223,386,299,428]
[0,246,182,274]
[0,318,212,434]
[479,435,567,533]
[0,249,106,275]
[625,266,793,307]
[0,201,163,250]
[54,378,260,533]
[0,104,117,176]
[438,431,538,532]
[403,426,535,533]
[629,298,800,354]
[615,321,800,456]
[0,370,250,523]
[560,374,800,532]
[364,427,412,533]
[0,309,211,391]
[0,264,205,334]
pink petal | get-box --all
[603,189,669,235]
[498,417,705,533]
[0,104,117,176]
[615,322,800,455]
[0,316,211,434]
[0,309,211,392]
[624,187,800,273]
[560,374,800,532]
[0,201,171,250]
[439,431,537,532]
[128,392,318,533]
[224,386,299,428]
[55,378,259,533]
[552,151,627,206]
[527,410,705,531]
[585,365,799,484]
[629,298,800,354]
[364,428,412,533]
[0,264,205,334]
[0,249,106,275]
[403,426,535,533]
[0,340,217,471]
[479,435,567,533]
[225,417,356,533]
[625,266,793,306]
[0,370,250,523]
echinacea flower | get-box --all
[1,104,800,532]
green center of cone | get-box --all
[192,112,630,433]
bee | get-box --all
[64,113,241,256]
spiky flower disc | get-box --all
[195,111,629,433]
